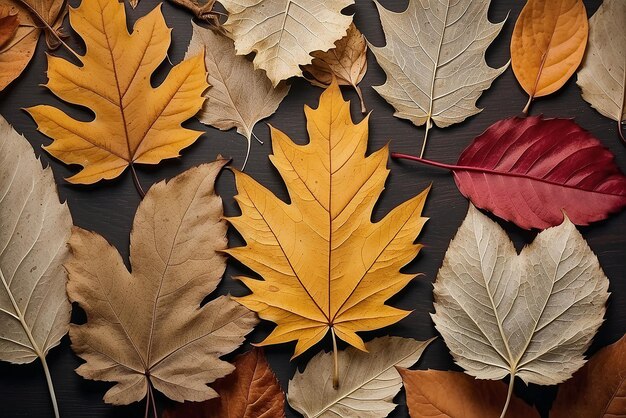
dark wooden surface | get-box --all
[0,0,624,417]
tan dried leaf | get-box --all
[220,0,353,86]
[432,205,609,416]
[577,0,626,142]
[185,23,289,169]
[66,160,258,406]
[302,23,368,113]
[0,116,72,417]
[0,8,18,47]
[288,337,433,418]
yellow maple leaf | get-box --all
[227,80,430,363]
[26,0,208,185]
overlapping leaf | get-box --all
[393,116,626,229]
[227,81,430,360]
[432,205,609,416]
[577,0,626,143]
[370,0,507,157]
[511,0,588,113]
[0,116,72,418]
[26,0,208,185]
[185,23,289,169]
[66,160,257,406]
[288,337,433,418]
[220,0,353,86]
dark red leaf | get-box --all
[393,116,626,229]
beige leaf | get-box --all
[185,23,290,169]
[0,115,72,418]
[302,23,368,113]
[220,0,353,86]
[287,336,433,418]
[66,160,258,407]
[577,0,626,142]
[432,204,609,416]
[369,0,507,157]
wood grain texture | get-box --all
[0,1,623,417]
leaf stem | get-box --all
[251,130,263,145]
[130,164,146,198]
[499,376,515,418]
[391,152,456,171]
[331,327,339,390]
[15,0,80,60]
[144,387,150,418]
[618,120,625,145]
[354,85,366,114]
[40,355,60,418]
[522,94,533,115]
[419,118,432,159]
[148,381,157,418]
[241,136,251,171]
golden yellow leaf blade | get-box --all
[511,0,588,103]
[228,81,429,358]
[26,0,208,185]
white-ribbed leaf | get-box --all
[433,205,609,389]
[288,336,433,418]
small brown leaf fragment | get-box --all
[302,23,368,112]
[551,335,626,418]
[163,348,286,418]
[399,369,540,418]
[0,7,19,48]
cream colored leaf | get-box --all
[288,337,433,418]
[220,0,353,86]
[185,23,290,169]
[0,115,72,417]
[432,205,609,415]
[370,0,507,157]
[577,0,626,142]
[66,160,258,406]
[302,23,368,113]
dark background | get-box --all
[0,0,623,417]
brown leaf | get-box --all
[0,7,18,47]
[302,23,368,112]
[163,348,285,418]
[399,369,540,418]
[551,335,626,418]
[66,160,258,407]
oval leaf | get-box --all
[288,337,433,418]
[394,116,626,230]
[432,205,608,390]
[576,0,626,143]
[511,0,588,112]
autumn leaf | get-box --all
[288,337,433,418]
[66,161,257,414]
[432,204,609,417]
[26,0,208,191]
[220,0,353,86]
[550,335,626,418]
[370,0,507,157]
[226,81,429,386]
[0,7,18,47]
[302,23,368,113]
[399,369,540,418]
[185,23,289,170]
[393,116,626,230]
[577,0,626,144]
[163,348,285,418]
[511,0,588,114]
[0,0,67,91]
[0,116,72,418]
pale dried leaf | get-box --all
[577,0,626,140]
[302,23,368,112]
[185,24,289,169]
[67,160,258,405]
[220,0,353,86]
[432,205,609,387]
[370,0,507,129]
[288,337,433,418]
[0,115,72,365]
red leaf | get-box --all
[393,116,626,229]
